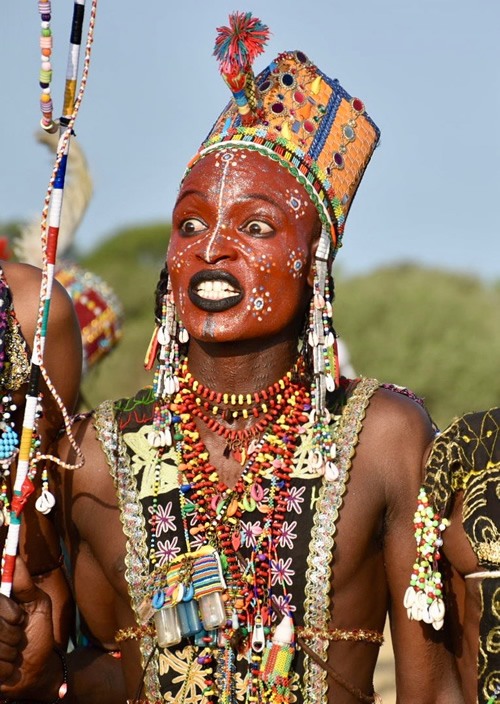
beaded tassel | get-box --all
[149,286,188,448]
[213,12,270,125]
[306,229,339,482]
[404,487,448,630]
[153,289,181,400]
[260,613,295,700]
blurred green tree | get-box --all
[335,263,500,428]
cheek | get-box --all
[246,286,273,322]
[247,251,276,274]
[285,247,307,279]
[167,240,184,275]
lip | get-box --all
[188,270,244,312]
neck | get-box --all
[185,336,301,394]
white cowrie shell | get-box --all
[35,490,56,515]
[324,462,339,482]
[326,374,336,392]
[157,326,170,346]
[403,587,416,609]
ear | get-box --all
[306,228,321,288]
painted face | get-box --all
[167,149,320,344]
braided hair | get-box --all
[154,265,169,324]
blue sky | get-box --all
[2,0,499,280]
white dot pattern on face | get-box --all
[254,253,273,273]
[286,188,306,219]
[247,286,272,322]
[286,247,307,279]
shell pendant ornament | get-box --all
[35,489,56,515]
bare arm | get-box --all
[0,557,126,703]
[0,261,82,647]
[0,415,128,703]
[376,390,463,702]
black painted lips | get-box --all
[188,270,244,312]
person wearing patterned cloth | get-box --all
[406,408,500,704]
[0,12,463,704]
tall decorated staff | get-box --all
[0,0,98,597]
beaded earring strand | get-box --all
[306,229,339,482]
[148,281,189,449]
[0,0,97,598]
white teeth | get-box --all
[195,280,239,300]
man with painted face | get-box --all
[0,12,464,704]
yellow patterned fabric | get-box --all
[423,407,500,703]
[0,267,30,391]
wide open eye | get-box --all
[180,218,207,236]
[241,220,274,238]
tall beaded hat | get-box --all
[186,11,381,259]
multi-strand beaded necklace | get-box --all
[146,358,312,702]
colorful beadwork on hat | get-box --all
[186,12,381,258]
[55,263,123,372]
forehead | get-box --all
[178,148,315,209]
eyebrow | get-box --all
[174,189,207,207]
[241,192,287,216]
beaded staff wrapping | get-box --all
[0,0,97,597]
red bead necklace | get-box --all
[172,376,311,632]
[177,359,305,463]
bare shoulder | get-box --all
[362,385,434,443]
[355,385,435,508]
[2,259,80,350]
[3,260,73,313]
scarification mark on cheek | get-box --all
[286,247,307,279]
[247,286,272,322]
[286,188,307,219]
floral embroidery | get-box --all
[95,378,380,702]
[285,485,306,514]
[149,501,176,536]
[155,536,181,566]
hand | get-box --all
[0,556,55,699]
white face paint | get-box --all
[170,150,251,269]
[202,150,235,261]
